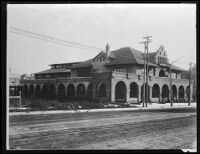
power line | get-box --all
[10,26,104,51]
[10,28,188,67]
[9,27,151,61]
[9,30,102,52]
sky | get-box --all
[7,4,196,75]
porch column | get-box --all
[138,85,141,103]
[149,85,152,103]
[127,90,130,103]
[55,85,58,96]
[177,88,179,102]
[190,85,193,102]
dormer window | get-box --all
[100,56,105,62]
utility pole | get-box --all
[168,56,184,106]
[140,41,146,107]
[143,36,152,107]
[188,62,192,106]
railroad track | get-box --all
[9,115,196,148]
[9,111,157,126]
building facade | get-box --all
[20,44,193,103]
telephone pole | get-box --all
[140,41,146,107]
[140,35,152,107]
[168,56,184,106]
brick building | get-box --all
[20,44,193,103]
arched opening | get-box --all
[162,84,169,103]
[29,85,34,97]
[77,84,86,97]
[35,85,41,97]
[141,83,150,102]
[130,82,138,98]
[42,84,48,97]
[179,86,185,102]
[152,84,160,98]
[67,84,75,97]
[23,85,28,97]
[87,83,93,99]
[49,84,56,97]
[97,83,106,97]
[159,70,165,77]
[186,86,190,102]
[172,85,177,102]
[115,81,126,102]
[58,84,65,97]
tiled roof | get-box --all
[35,68,70,75]
[44,47,186,72]
[49,62,81,66]
[170,65,186,71]
[105,47,158,67]
[148,52,157,57]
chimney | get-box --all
[105,43,110,57]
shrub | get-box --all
[29,97,49,111]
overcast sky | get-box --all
[7,4,196,75]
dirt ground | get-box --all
[9,109,196,150]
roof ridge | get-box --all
[128,47,143,64]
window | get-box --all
[45,74,51,78]
[100,56,105,62]
[114,68,126,72]
[77,69,91,77]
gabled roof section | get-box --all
[92,51,106,60]
[35,68,70,75]
[68,51,106,69]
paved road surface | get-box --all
[9,108,196,150]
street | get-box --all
[9,108,196,150]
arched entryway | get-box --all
[130,82,138,98]
[172,85,177,102]
[49,84,56,97]
[161,84,169,103]
[87,83,93,99]
[35,85,41,97]
[97,83,106,97]
[67,84,75,97]
[29,85,34,97]
[23,85,29,97]
[186,86,190,102]
[77,84,86,97]
[179,86,185,102]
[42,84,48,97]
[115,81,127,102]
[58,84,65,97]
[141,83,150,102]
[152,84,160,98]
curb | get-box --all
[9,105,196,116]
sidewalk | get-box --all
[9,103,196,116]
